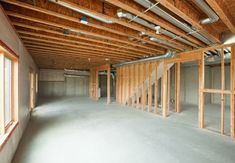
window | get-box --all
[0,45,18,148]
[4,57,12,127]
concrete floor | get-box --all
[12,97,235,163]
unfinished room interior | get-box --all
[0,0,235,162]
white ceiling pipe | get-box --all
[134,0,216,45]
[112,50,176,67]
[117,10,198,48]
[193,0,219,24]
[49,0,113,24]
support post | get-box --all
[162,63,168,117]
[95,69,99,101]
[148,63,152,112]
[221,48,225,134]
[231,45,235,137]
[107,66,111,104]
[154,62,158,113]
[175,62,181,113]
[167,68,171,113]
[199,54,205,128]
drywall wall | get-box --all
[0,6,38,163]
[99,74,115,97]
[211,66,230,105]
[174,64,230,106]
[38,69,89,97]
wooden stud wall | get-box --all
[115,43,235,138]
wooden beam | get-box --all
[107,66,111,104]
[154,62,158,113]
[167,68,171,113]
[13,22,154,56]
[206,0,235,33]
[1,0,168,51]
[175,62,180,113]
[25,43,133,61]
[156,0,220,43]
[19,30,143,58]
[105,0,206,47]
[148,63,152,112]
[231,45,235,137]
[162,62,168,117]
[221,48,225,134]
[198,54,205,128]
[6,11,161,55]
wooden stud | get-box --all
[148,63,153,112]
[162,62,168,117]
[154,62,159,113]
[175,62,181,113]
[167,68,171,113]
[199,53,205,128]
[107,66,111,104]
[221,48,225,134]
[231,45,235,137]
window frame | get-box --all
[0,44,18,150]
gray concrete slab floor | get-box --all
[12,97,235,163]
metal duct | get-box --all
[149,37,183,51]
[157,27,199,48]
[193,0,219,24]
[112,50,176,67]
[117,10,198,48]
[134,0,215,45]
[117,10,179,50]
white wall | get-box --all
[0,6,38,163]
[38,69,89,97]
[178,65,230,106]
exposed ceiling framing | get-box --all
[0,0,234,69]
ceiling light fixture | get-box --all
[49,0,113,24]
[80,16,88,24]
[155,26,161,34]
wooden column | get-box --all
[116,68,119,103]
[231,45,235,137]
[136,64,140,109]
[148,63,152,112]
[154,62,158,113]
[175,62,181,113]
[0,54,5,135]
[162,63,168,117]
[107,66,111,104]
[127,66,131,106]
[131,64,135,107]
[199,54,205,128]
[221,48,225,134]
[95,69,99,101]
[167,68,171,113]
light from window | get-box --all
[4,57,12,127]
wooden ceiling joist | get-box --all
[105,0,206,47]
[6,11,162,54]
[12,22,165,55]
[12,22,163,55]
[205,0,235,33]
[0,0,191,50]
[18,30,143,58]
[155,0,221,43]
[25,45,132,61]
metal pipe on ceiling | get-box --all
[112,50,175,67]
[117,10,183,50]
[193,0,219,24]
[134,0,216,45]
